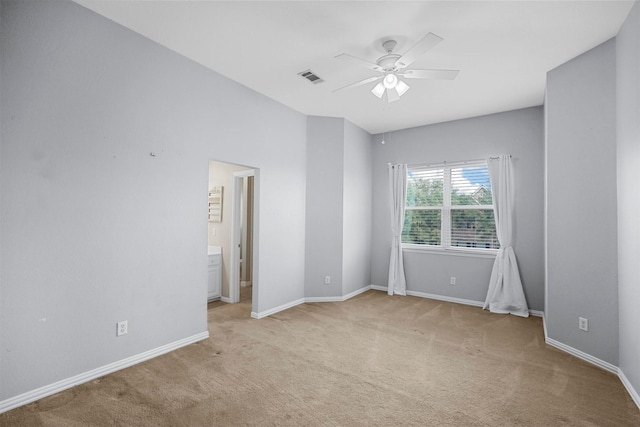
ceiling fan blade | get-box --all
[333,75,382,93]
[400,69,460,80]
[387,88,400,103]
[396,33,443,69]
[335,53,383,72]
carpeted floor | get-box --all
[2,289,639,426]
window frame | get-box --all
[402,160,499,258]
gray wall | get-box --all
[305,117,344,298]
[342,120,372,295]
[0,0,307,400]
[616,1,640,394]
[371,107,545,310]
[545,39,618,365]
[304,117,373,298]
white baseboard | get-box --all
[406,289,485,308]
[372,285,544,318]
[220,296,232,303]
[544,336,618,374]
[251,298,305,319]
[341,285,372,300]
[304,296,345,303]
[619,369,640,409]
[305,285,372,303]
[251,286,374,318]
[0,331,209,415]
[240,281,252,288]
[372,285,486,308]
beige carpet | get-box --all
[2,290,639,426]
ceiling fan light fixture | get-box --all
[383,73,398,89]
[371,81,385,98]
[396,79,410,97]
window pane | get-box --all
[406,169,443,207]
[402,209,441,245]
[451,166,492,206]
[451,209,499,249]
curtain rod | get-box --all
[389,155,511,169]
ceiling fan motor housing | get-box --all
[377,54,401,71]
[378,40,401,71]
[382,39,397,53]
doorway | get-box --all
[208,161,257,314]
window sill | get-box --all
[402,244,498,259]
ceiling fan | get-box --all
[333,33,459,103]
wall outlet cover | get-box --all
[579,317,588,332]
[117,320,128,336]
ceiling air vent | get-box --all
[298,69,324,84]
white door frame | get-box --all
[230,169,256,304]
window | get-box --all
[402,161,499,251]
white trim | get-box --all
[619,369,640,409]
[229,175,243,304]
[230,169,256,307]
[408,158,489,170]
[220,296,232,303]
[402,245,498,259]
[251,298,305,319]
[542,312,549,339]
[406,290,484,307]
[375,286,487,310]
[304,296,345,303]
[251,286,374,319]
[0,331,209,415]
[529,309,544,317]
[341,285,372,300]
[233,169,256,178]
[545,336,618,374]
[304,285,373,303]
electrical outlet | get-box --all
[117,320,128,336]
[324,276,331,285]
[450,276,456,285]
[579,317,588,332]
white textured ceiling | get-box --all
[74,0,634,134]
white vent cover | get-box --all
[298,69,324,84]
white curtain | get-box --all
[483,155,529,317]
[388,164,407,296]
